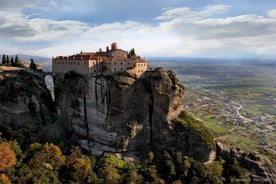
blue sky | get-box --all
[1,0,276,59]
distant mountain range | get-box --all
[1,54,275,72]
[0,54,52,71]
[148,57,276,65]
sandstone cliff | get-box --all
[0,69,58,142]
[55,68,215,162]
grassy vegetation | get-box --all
[173,111,215,150]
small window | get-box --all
[121,68,123,71]
[127,62,129,65]
[121,62,123,65]
[78,62,80,65]
[114,68,117,71]
[114,62,116,65]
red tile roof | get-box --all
[111,55,132,61]
[134,59,147,63]
[53,52,99,61]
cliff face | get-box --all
[55,68,214,162]
[0,69,57,141]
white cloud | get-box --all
[1,4,276,58]
[152,6,276,57]
[49,1,59,9]
[156,5,231,21]
[267,9,276,18]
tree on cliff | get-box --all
[6,55,10,66]
[29,58,37,70]
[10,57,15,66]
[128,48,137,59]
[1,54,7,65]
[14,55,20,67]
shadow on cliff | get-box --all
[0,69,67,147]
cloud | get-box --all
[1,3,276,58]
[153,6,276,57]
[156,5,231,21]
[0,0,35,10]
[267,9,276,18]
[49,1,59,9]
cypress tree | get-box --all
[1,54,6,66]
[6,55,10,66]
[30,58,37,70]
[11,57,15,66]
[128,48,136,58]
[15,55,20,67]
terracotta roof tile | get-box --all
[110,55,131,61]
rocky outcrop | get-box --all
[0,69,58,142]
[55,68,215,162]
[216,141,276,183]
[0,69,56,125]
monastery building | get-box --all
[52,42,147,78]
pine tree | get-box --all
[1,54,6,66]
[15,55,20,67]
[11,57,15,66]
[29,58,37,70]
[6,55,10,66]
[128,48,137,59]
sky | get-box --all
[1,0,276,59]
